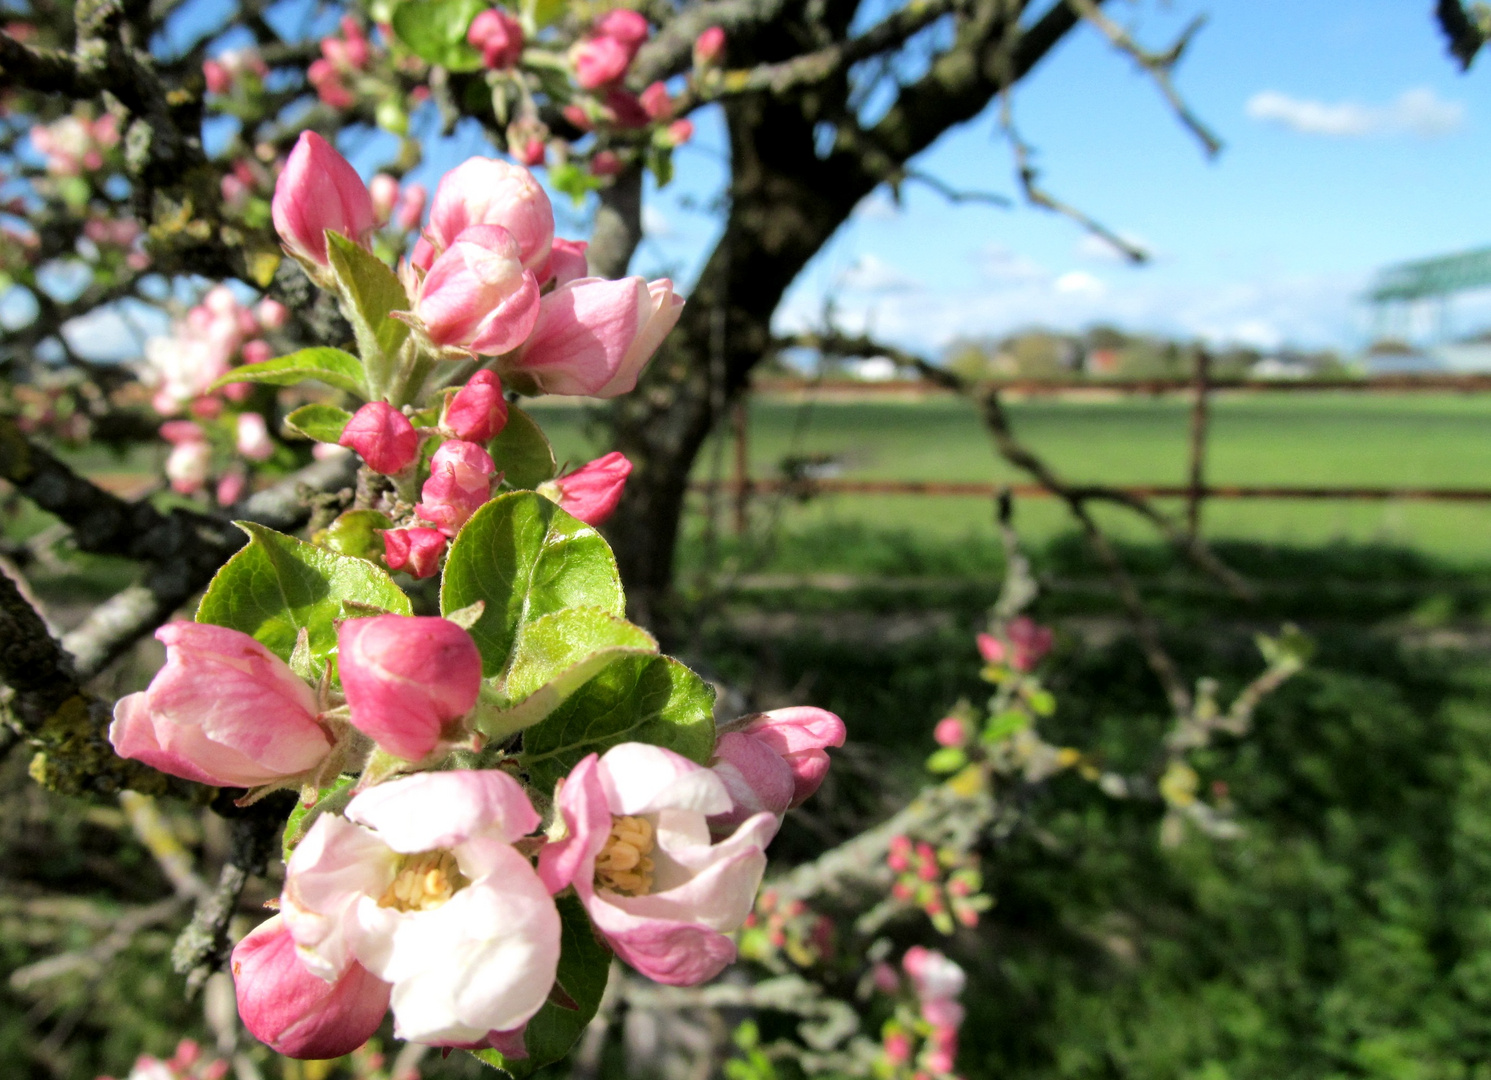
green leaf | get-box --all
[475,607,658,737]
[285,403,353,443]
[519,656,716,792]
[490,405,557,489]
[440,492,623,678]
[210,348,366,396]
[392,0,486,72]
[197,522,412,668]
[548,162,605,207]
[470,894,610,1077]
[927,746,968,774]
[282,775,356,863]
[317,510,392,563]
[326,232,411,399]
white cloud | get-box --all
[834,253,920,294]
[1053,270,1107,298]
[1245,86,1465,139]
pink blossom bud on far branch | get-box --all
[426,157,554,272]
[383,526,447,579]
[109,623,331,788]
[548,451,631,525]
[468,8,523,70]
[595,9,650,50]
[413,224,540,356]
[232,915,390,1060]
[589,150,623,177]
[271,132,376,270]
[694,26,726,66]
[640,81,674,121]
[510,276,682,397]
[236,412,275,461]
[338,401,418,475]
[337,614,483,761]
[572,34,631,90]
[666,118,695,146]
[416,439,496,536]
[395,182,427,232]
[933,716,967,748]
[443,369,508,442]
[166,439,211,495]
[369,173,400,224]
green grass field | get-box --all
[530,392,1491,566]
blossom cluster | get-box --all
[878,947,968,1080]
[110,134,847,1067]
[29,108,119,176]
[111,616,843,1057]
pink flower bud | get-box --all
[571,34,631,90]
[562,104,593,132]
[443,369,508,442]
[538,237,589,288]
[236,412,275,461]
[694,26,725,66]
[232,915,390,1060]
[338,402,418,475]
[665,118,694,146]
[932,717,966,748]
[241,339,272,365]
[394,182,427,232]
[548,451,630,525]
[708,729,794,835]
[382,526,447,579]
[510,276,682,397]
[589,150,623,177]
[883,1031,912,1066]
[369,173,400,224]
[595,9,649,51]
[426,157,554,273]
[337,614,482,760]
[159,419,204,445]
[468,8,523,69]
[166,439,211,494]
[604,89,649,129]
[1008,616,1053,671]
[109,623,332,788]
[640,81,674,121]
[216,470,247,507]
[255,298,289,330]
[413,224,540,355]
[416,439,496,536]
[271,131,376,270]
[203,58,231,95]
[738,707,845,808]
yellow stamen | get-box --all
[378,850,468,912]
[595,815,655,896]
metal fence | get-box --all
[696,369,1491,533]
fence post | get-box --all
[1186,347,1212,539]
[733,396,750,535]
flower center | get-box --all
[378,849,468,912]
[594,815,655,896]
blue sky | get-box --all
[634,1,1491,354]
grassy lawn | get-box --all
[530,392,1491,565]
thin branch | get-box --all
[1066,1,1222,157]
[899,167,1011,207]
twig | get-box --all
[1066,1,1222,157]
[900,167,1011,207]
[9,896,186,991]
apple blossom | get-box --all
[231,915,390,1060]
[708,731,794,838]
[468,8,523,69]
[369,173,400,224]
[595,9,650,50]
[589,150,623,177]
[604,89,650,129]
[509,276,683,397]
[542,451,631,525]
[337,614,482,761]
[409,224,540,356]
[424,157,554,273]
[281,770,561,1046]
[109,623,331,788]
[271,131,376,271]
[539,743,774,986]
[165,438,211,495]
[416,439,496,536]
[236,412,274,461]
[442,369,508,442]
[694,26,726,66]
[382,526,447,580]
[933,716,968,748]
[339,401,419,475]
[572,35,631,90]
[640,81,674,121]
[395,182,427,232]
[708,707,844,835]
[976,616,1053,672]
